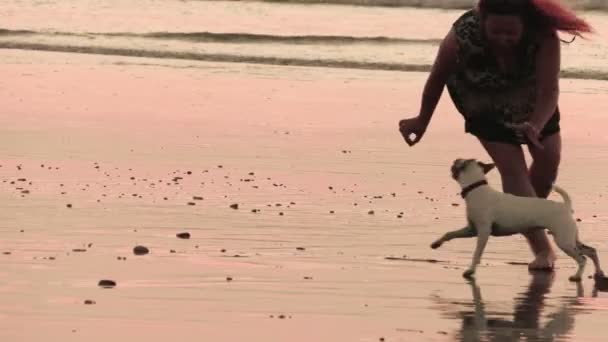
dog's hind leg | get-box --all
[431,225,476,249]
[554,237,587,282]
[577,241,605,278]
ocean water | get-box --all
[1,0,607,80]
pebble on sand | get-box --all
[187,202,196,206]
[98,280,116,288]
[226,277,233,282]
[176,232,191,239]
[84,300,96,305]
[230,203,239,209]
[66,204,73,208]
[133,245,149,255]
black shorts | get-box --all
[464,109,560,145]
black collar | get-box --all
[461,180,488,199]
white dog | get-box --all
[431,158,605,282]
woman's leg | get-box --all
[528,133,561,198]
[479,139,557,270]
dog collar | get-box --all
[461,180,488,199]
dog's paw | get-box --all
[430,241,443,249]
[569,275,582,282]
[462,269,475,279]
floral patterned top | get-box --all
[446,9,543,125]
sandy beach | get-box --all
[1,45,608,341]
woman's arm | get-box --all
[417,28,459,124]
[529,31,561,131]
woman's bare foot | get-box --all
[528,251,557,271]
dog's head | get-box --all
[451,158,495,185]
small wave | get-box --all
[0,28,441,45]
[137,32,441,45]
[1,41,607,81]
[0,29,37,36]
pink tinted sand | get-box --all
[1,50,608,341]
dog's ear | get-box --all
[477,161,496,174]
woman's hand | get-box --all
[508,121,544,150]
[399,116,430,146]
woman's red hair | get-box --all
[478,0,594,37]
[531,0,593,36]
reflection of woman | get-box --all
[399,0,593,270]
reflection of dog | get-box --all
[431,158,605,281]
[432,273,581,341]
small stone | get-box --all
[230,203,239,210]
[221,249,226,253]
[303,276,312,280]
[451,203,459,207]
[66,204,72,208]
[3,252,11,255]
[98,280,116,288]
[187,202,196,206]
[193,196,203,200]
[176,232,191,239]
[368,210,374,215]
[279,212,284,216]
[278,314,286,319]
[329,210,335,214]
[133,245,149,255]
[72,249,87,252]
[170,249,176,253]
[84,300,96,305]
[226,277,233,282]
[380,338,385,342]
[576,218,582,222]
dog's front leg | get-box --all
[431,225,477,249]
[463,221,491,279]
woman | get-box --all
[399,0,593,270]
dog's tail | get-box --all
[552,185,573,212]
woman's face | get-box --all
[484,14,524,52]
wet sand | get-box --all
[2,49,608,341]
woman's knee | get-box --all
[529,133,562,196]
